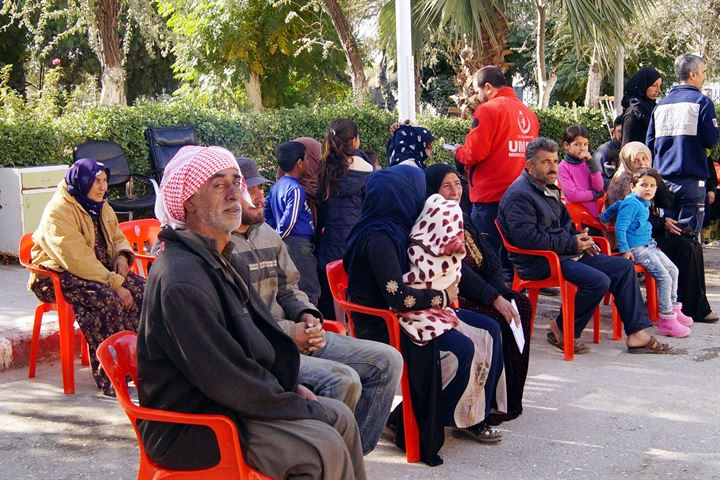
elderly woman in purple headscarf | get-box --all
[30,158,145,396]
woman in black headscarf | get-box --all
[30,158,145,395]
[425,163,532,423]
[621,67,663,146]
[345,165,507,465]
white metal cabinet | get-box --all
[0,165,68,255]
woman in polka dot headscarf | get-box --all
[386,121,435,169]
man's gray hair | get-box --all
[526,137,559,164]
[674,54,704,82]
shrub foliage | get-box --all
[0,100,614,178]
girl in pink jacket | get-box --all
[558,124,604,216]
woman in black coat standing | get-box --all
[621,67,663,146]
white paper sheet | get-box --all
[509,299,525,352]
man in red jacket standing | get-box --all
[455,65,539,279]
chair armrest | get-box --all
[334,299,402,350]
[128,172,160,196]
[125,402,244,469]
[592,236,611,254]
[504,244,564,281]
[322,320,347,335]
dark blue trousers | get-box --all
[558,254,653,338]
[471,202,513,278]
[663,176,706,236]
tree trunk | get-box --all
[246,72,264,113]
[449,12,511,118]
[535,0,555,108]
[95,0,126,105]
[321,0,368,104]
[377,49,394,110]
[584,46,602,107]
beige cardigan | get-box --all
[30,180,133,291]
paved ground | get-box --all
[1,250,719,479]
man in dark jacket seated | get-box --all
[498,138,672,355]
[137,145,366,479]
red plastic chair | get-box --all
[96,331,272,480]
[18,233,89,394]
[321,320,348,335]
[566,202,659,324]
[325,260,420,463]
[494,219,610,361]
[118,219,161,277]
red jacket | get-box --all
[455,87,539,203]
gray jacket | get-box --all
[231,223,321,336]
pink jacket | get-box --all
[558,159,604,216]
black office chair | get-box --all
[144,125,198,183]
[73,140,157,219]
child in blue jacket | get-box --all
[266,141,320,305]
[601,167,692,338]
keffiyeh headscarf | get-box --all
[155,145,246,229]
[387,124,435,169]
[65,157,110,219]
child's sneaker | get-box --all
[673,303,693,327]
[657,312,690,338]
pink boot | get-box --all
[673,303,693,327]
[657,312,690,338]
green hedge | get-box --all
[0,101,612,178]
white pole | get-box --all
[395,0,415,123]
[614,46,625,117]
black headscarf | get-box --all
[622,67,662,108]
[64,158,110,218]
[424,163,457,197]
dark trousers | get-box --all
[471,202,512,277]
[558,254,654,338]
[664,176,706,236]
[284,235,320,307]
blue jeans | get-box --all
[663,176,706,236]
[630,241,679,314]
[471,202,512,277]
[558,254,654,337]
[299,332,403,455]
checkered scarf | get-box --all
[155,145,245,229]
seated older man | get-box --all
[230,156,402,455]
[137,146,366,479]
[498,137,672,355]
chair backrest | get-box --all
[18,233,34,266]
[565,202,609,233]
[118,219,161,255]
[74,141,130,187]
[145,126,198,181]
[325,259,349,303]
[96,331,269,480]
[494,218,524,255]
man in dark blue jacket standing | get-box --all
[498,138,670,355]
[647,54,720,236]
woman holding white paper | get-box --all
[426,163,532,424]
